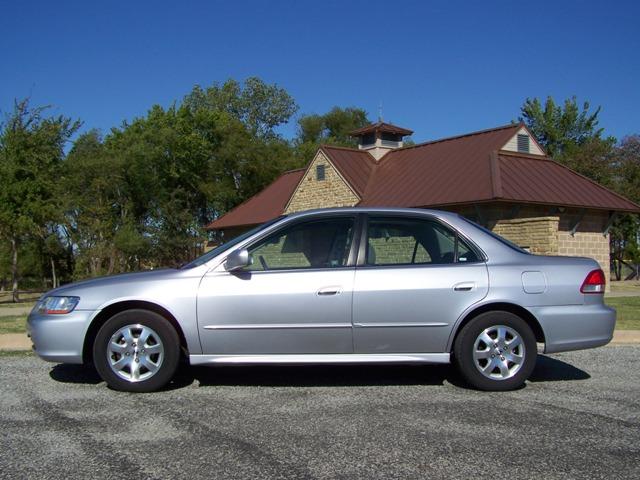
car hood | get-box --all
[43,269,186,299]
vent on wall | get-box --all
[517,134,530,153]
[316,164,326,181]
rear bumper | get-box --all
[529,303,616,354]
[27,310,96,364]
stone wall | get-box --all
[492,216,559,255]
[558,212,610,282]
[285,151,359,214]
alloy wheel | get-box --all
[472,325,525,380]
[107,324,164,382]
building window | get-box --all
[360,133,376,146]
[517,134,530,153]
[316,164,326,181]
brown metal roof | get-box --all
[206,123,640,230]
[350,121,414,136]
[496,153,640,212]
[204,169,304,230]
[359,124,519,207]
[320,145,376,197]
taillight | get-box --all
[580,269,606,294]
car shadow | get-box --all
[47,354,590,390]
[529,354,591,382]
[49,363,102,385]
[181,363,452,388]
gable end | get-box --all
[502,126,545,155]
[284,150,360,214]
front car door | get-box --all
[352,214,489,353]
[197,215,358,354]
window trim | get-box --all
[356,213,486,268]
[239,213,360,273]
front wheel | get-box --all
[453,311,537,391]
[93,309,180,392]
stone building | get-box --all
[205,122,640,282]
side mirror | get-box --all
[225,249,251,271]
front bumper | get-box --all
[27,310,97,364]
[529,303,616,354]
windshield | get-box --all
[181,217,284,269]
[458,216,530,254]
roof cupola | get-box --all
[350,122,413,161]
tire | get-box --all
[453,311,537,391]
[93,309,180,392]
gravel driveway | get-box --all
[1,347,638,480]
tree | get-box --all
[64,129,138,277]
[610,136,640,280]
[0,99,80,301]
[182,77,298,138]
[616,135,640,204]
[520,96,609,160]
[63,88,299,274]
[294,106,370,163]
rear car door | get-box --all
[352,215,489,353]
[197,215,358,354]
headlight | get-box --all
[36,296,80,315]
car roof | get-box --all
[284,206,459,220]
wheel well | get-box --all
[82,301,189,364]
[451,302,545,351]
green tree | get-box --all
[610,135,640,279]
[520,96,609,160]
[616,135,640,204]
[0,99,80,301]
[183,77,298,138]
[64,129,139,277]
[64,92,298,273]
[295,106,370,163]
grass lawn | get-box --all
[606,296,640,330]
[0,292,42,304]
[0,315,28,334]
[0,350,33,357]
[0,301,37,308]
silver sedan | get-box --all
[27,208,615,392]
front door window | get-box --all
[247,218,354,271]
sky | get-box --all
[1,0,639,144]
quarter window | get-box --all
[365,217,479,266]
[247,218,354,271]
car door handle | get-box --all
[317,286,342,296]
[453,282,475,292]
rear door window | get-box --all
[365,217,480,266]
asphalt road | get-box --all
[1,347,639,480]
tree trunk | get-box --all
[10,237,19,303]
[50,257,58,289]
[107,250,116,275]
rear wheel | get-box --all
[453,311,537,391]
[93,309,180,392]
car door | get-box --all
[352,215,489,353]
[197,215,358,354]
